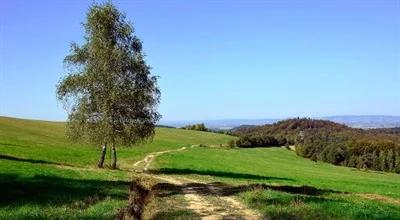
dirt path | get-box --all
[357,193,400,206]
[133,146,262,220]
[133,146,188,172]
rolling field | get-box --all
[152,147,400,219]
[0,116,233,219]
[1,116,400,219]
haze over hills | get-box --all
[160,115,400,130]
[322,115,400,129]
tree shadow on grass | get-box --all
[144,180,347,219]
[149,168,294,182]
[0,142,28,148]
[149,168,344,196]
[0,173,130,209]
[152,181,343,198]
[149,181,350,219]
[253,183,343,196]
[0,154,68,166]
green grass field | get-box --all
[1,116,400,219]
[0,116,233,219]
[152,147,400,219]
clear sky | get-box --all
[1,0,399,121]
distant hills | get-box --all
[321,115,400,129]
[160,115,400,130]
[160,119,278,130]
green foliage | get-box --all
[234,118,400,173]
[379,151,388,171]
[371,151,379,170]
[233,118,347,145]
[387,149,395,171]
[181,123,208,132]
[227,139,236,148]
[395,152,400,173]
[236,135,278,148]
[56,2,160,147]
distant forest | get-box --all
[181,123,209,132]
[232,118,400,173]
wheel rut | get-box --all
[133,146,263,220]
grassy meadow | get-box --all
[1,116,400,219]
[0,116,233,219]
[152,147,400,219]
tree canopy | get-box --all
[233,118,400,173]
[56,3,160,167]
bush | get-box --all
[236,135,278,148]
[181,123,208,132]
[227,140,236,148]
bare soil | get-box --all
[132,147,263,220]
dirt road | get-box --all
[133,146,262,220]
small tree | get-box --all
[227,139,236,148]
[181,123,208,132]
[379,151,387,171]
[387,149,394,171]
[394,152,400,173]
[371,151,379,170]
[57,3,160,168]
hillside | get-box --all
[232,118,400,173]
[151,146,400,219]
[1,116,400,219]
[0,116,234,219]
[162,115,400,130]
[323,115,400,128]
[232,118,350,139]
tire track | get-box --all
[133,146,263,220]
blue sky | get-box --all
[0,0,399,121]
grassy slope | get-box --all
[3,116,400,219]
[153,147,400,219]
[0,116,234,219]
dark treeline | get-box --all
[181,123,208,132]
[236,135,281,148]
[180,123,232,135]
[233,118,400,173]
[367,127,400,135]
